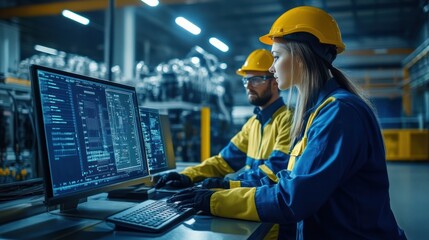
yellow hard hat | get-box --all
[259,6,345,53]
[236,49,274,76]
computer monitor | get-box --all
[139,108,176,174]
[30,65,149,217]
[139,107,169,174]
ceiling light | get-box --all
[219,63,227,69]
[62,10,89,25]
[175,17,201,35]
[34,45,58,55]
[141,0,159,7]
[209,37,229,52]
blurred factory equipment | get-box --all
[0,82,34,183]
[135,46,234,162]
[1,45,234,178]
[17,53,109,81]
[381,39,429,162]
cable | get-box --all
[23,102,38,178]
[6,90,20,164]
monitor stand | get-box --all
[107,186,154,201]
[52,198,136,220]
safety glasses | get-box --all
[242,76,274,87]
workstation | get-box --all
[0,181,270,240]
[0,187,270,239]
[1,0,429,239]
[1,64,270,238]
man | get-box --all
[155,49,293,189]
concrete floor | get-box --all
[387,161,429,240]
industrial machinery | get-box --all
[134,47,234,162]
[0,82,35,183]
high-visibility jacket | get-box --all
[208,79,407,240]
[181,97,293,188]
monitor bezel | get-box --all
[30,64,149,207]
[159,114,176,171]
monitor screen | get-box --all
[139,107,168,174]
[30,65,149,208]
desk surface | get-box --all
[0,193,271,240]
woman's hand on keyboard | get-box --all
[167,188,214,214]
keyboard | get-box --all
[106,199,195,233]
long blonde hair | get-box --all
[277,39,373,143]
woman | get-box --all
[170,6,406,239]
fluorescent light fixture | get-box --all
[62,10,90,25]
[34,44,58,55]
[175,17,201,35]
[141,0,159,7]
[209,37,229,52]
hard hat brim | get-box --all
[236,69,246,76]
[259,34,274,45]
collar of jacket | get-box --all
[303,77,340,119]
[316,77,341,105]
[253,97,285,125]
[295,78,341,144]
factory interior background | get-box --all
[0,0,428,239]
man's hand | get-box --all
[201,177,230,189]
[167,188,214,213]
[154,172,193,189]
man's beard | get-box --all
[248,88,273,106]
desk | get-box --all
[0,193,271,239]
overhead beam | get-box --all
[162,0,217,4]
[342,48,414,56]
[0,0,143,19]
[0,0,216,19]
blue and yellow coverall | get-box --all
[180,97,293,188]
[206,79,407,240]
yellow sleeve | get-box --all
[210,187,260,221]
[181,117,256,183]
[180,155,235,183]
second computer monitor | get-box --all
[139,107,175,174]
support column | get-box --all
[402,68,412,116]
[0,21,20,75]
[104,0,114,81]
[113,6,135,81]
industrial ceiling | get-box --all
[0,0,427,97]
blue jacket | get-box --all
[209,79,407,240]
